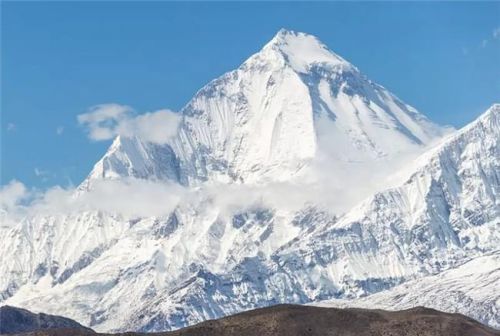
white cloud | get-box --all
[0,180,28,211]
[7,123,16,132]
[1,178,185,221]
[78,104,181,144]
[0,178,311,227]
[1,138,418,228]
[75,179,184,218]
[0,181,31,227]
[77,104,132,140]
[56,126,64,135]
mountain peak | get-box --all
[262,29,350,73]
[82,29,449,187]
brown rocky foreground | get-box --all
[5,304,499,336]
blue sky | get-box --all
[2,1,499,188]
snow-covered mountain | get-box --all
[82,29,447,189]
[1,30,498,332]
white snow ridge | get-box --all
[1,30,498,332]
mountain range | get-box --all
[1,29,498,332]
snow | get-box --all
[1,30,498,332]
[314,251,500,329]
[264,29,349,73]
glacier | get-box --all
[1,29,498,332]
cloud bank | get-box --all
[1,178,185,225]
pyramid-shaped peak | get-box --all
[263,29,351,72]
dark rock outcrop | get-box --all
[0,306,94,335]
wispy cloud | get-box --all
[480,26,500,48]
[34,168,45,177]
[493,27,500,40]
[7,123,16,132]
[34,168,51,182]
[77,104,181,144]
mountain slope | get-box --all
[315,251,500,329]
[273,103,500,293]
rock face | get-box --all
[0,306,94,334]
[0,29,498,333]
[6,305,499,336]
